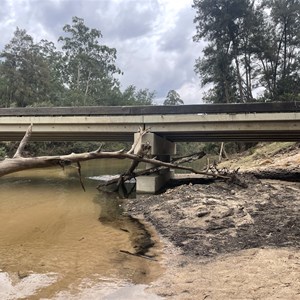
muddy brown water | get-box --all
[0,160,163,299]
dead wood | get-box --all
[218,142,228,162]
[76,161,86,191]
[97,151,208,190]
[126,126,150,155]
[119,249,157,261]
[244,168,300,182]
[172,151,206,165]
[13,124,33,158]
[115,128,152,196]
[0,126,229,183]
[125,143,151,175]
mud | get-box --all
[124,175,300,299]
[125,177,300,258]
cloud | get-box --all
[159,6,194,52]
[0,0,206,104]
[100,0,161,40]
[110,2,206,101]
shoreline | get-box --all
[124,143,300,299]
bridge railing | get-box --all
[0,102,299,116]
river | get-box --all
[0,160,163,299]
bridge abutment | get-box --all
[134,132,176,193]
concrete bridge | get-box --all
[1,102,300,192]
[0,102,299,142]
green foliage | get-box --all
[201,142,220,155]
[193,0,300,103]
[176,142,202,156]
[58,17,122,106]
[0,28,53,107]
[163,90,184,105]
[193,0,255,103]
[0,146,7,158]
[196,44,238,103]
[0,17,155,108]
[118,85,155,105]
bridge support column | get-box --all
[134,132,176,193]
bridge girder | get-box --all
[0,112,299,142]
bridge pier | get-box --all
[134,132,176,193]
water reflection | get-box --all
[0,160,162,299]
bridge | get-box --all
[0,102,300,142]
[1,102,299,192]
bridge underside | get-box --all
[0,131,299,142]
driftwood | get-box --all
[119,249,157,261]
[244,168,300,182]
[115,130,152,196]
[0,126,230,184]
[218,142,228,162]
[97,150,208,190]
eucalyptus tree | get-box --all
[0,28,63,107]
[0,28,41,107]
[193,0,300,103]
[193,0,259,103]
[258,0,300,100]
[120,85,155,105]
[37,39,65,106]
[0,63,9,107]
[195,42,238,103]
[58,17,122,106]
[163,90,184,105]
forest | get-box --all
[193,0,300,103]
[0,17,156,108]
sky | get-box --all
[0,0,207,104]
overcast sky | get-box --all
[1,0,207,104]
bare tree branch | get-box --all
[0,126,229,183]
[127,127,150,154]
[13,124,33,158]
[76,161,86,191]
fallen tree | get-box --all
[97,150,208,192]
[0,125,231,183]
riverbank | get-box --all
[125,142,300,299]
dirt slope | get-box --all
[125,142,300,299]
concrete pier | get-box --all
[134,132,176,193]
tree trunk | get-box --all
[0,126,225,180]
[233,44,244,103]
[84,70,91,105]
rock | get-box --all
[220,208,234,218]
[197,210,210,218]
[18,271,29,279]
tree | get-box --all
[58,17,122,106]
[36,39,65,106]
[193,0,257,103]
[195,42,237,103]
[193,0,300,103]
[115,85,155,106]
[163,90,184,105]
[0,64,9,107]
[0,17,156,108]
[0,28,64,107]
[258,0,300,101]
